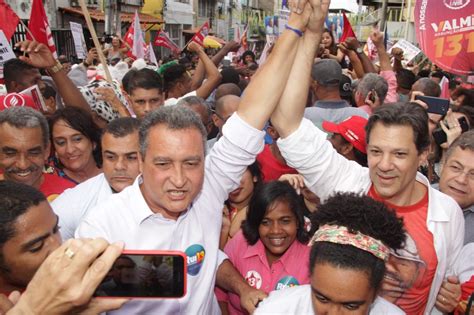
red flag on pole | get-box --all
[339,12,356,43]
[27,0,57,58]
[0,0,20,40]
[190,21,209,47]
[153,30,180,53]
[123,11,147,59]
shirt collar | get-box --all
[243,238,306,268]
[314,100,350,109]
[464,204,474,213]
[129,175,192,225]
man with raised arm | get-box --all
[75,1,317,313]
[268,8,464,314]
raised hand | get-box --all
[306,0,331,34]
[15,40,56,69]
[370,30,385,48]
[344,37,361,51]
[187,41,204,54]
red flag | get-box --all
[27,0,57,58]
[153,30,180,53]
[190,21,209,47]
[339,12,356,43]
[0,0,20,40]
[123,12,147,59]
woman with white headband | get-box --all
[255,192,407,315]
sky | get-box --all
[330,0,360,13]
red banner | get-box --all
[27,0,57,58]
[415,0,474,76]
[190,21,209,47]
[0,0,19,40]
[153,30,180,53]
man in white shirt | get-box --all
[53,117,141,240]
[268,21,464,315]
[74,4,318,312]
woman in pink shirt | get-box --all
[216,181,311,315]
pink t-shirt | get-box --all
[216,231,310,315]
[380,70,399,104]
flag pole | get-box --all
[19,19,36,41]
[78,0,113,83]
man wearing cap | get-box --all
[304,59,368,129]
[322,115,368,166]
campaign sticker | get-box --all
[185,244,205,276]
[275,276,299,290]
[245,270,263,289]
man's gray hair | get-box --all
[176,96,206,107]
[0,107,49,147]
[357,73,389,104]
[139,105,207,158]
[445,130,474,161]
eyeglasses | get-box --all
[446,163,474,181]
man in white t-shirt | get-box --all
[53,117,141,240]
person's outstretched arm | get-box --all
[271,0,331,137]
[187,42,222,99]
[237,0,313,130]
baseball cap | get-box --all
[339,74,353,98]
[311,59,342,86]
[322,116,368,154]
[0,93,39,111]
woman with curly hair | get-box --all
[255,192,406,315]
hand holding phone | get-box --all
[95,250,186,299]
[415,95,450,115]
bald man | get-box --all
[208,95,240,149]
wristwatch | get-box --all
[46,60,63,75]
[355,47,364,55]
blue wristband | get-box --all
[285,24,303,37]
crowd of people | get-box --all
[0,0,473,313]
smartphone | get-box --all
[95,250,187,299]
[415,95,450,115]
[432,116,469,146]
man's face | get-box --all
[0,201,61,289]
[328,133,352,159]
[439,147,474,209]
[367,123,426,206]
[311,263,376,315]
[129,88,163,119]
[102,132,140,193]
[0,124,48,189]
[10,69,44,93]
[139,125,205,220]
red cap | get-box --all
[0,93,39,111]
[322,116,368,154]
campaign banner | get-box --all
[69,22,87,59]
[0,30,16,79]
[388,39,422,63]
[415,0,474,76]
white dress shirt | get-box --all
[76,113,265,314]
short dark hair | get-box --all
[413,77,441,97]
[430,70,445,80]
[0,181,46,269]
[102,117,140,138]
[242,181,309,245]
[49,107,102,167]
[3,59,37,91]
[366,102,430,154]
[125,68,163,95]
[42,84,57,99]
[309,192,405,290]
[241,51,255,64]
[163,64,187,92]
[396,69,417,90]
[220,67,240,85]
